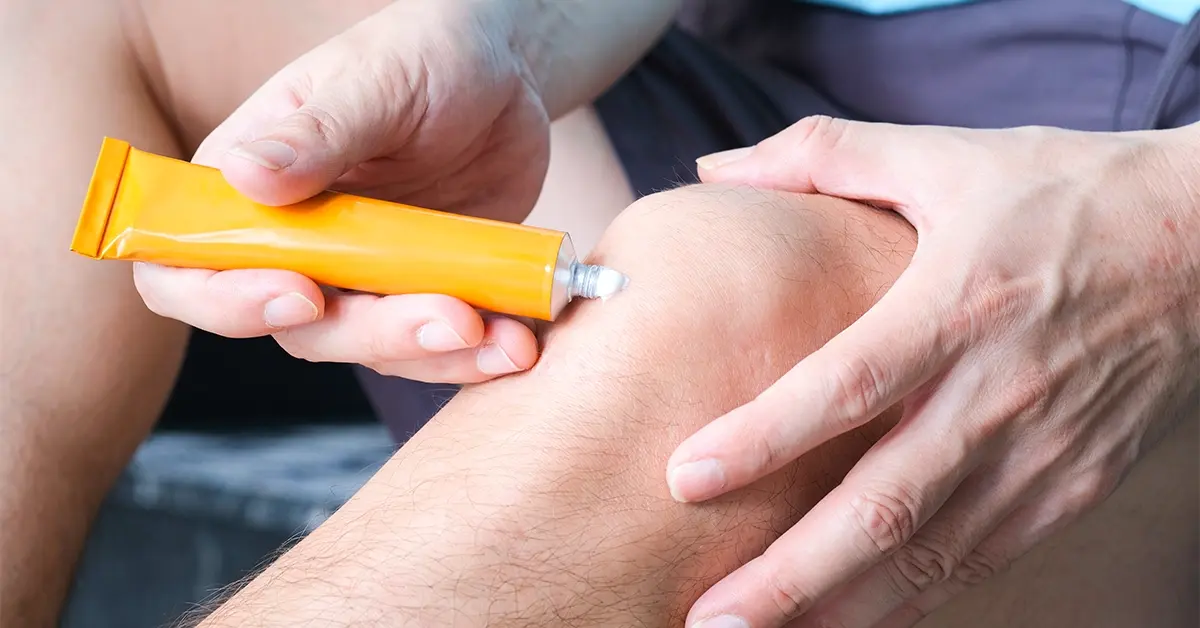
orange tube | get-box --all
[69,137,602,320]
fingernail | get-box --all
[417,321,469,352]
[477,343,520,375]
[228,140,297,171]
[693,615,749,628]
[668,459,727,503]
[696,147,754,171]
[263,292,318,328]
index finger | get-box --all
[133,263,325,337]
[696,116,978,224]
[666,268,955,504]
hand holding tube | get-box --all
[79,138,628,382]
[129,0,673,383]
[123,0,623,383]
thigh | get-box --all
[0,2,190,620]
[125,0,391,153]
[0,3,188,441]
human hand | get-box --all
[133,0,549,382]
[667,117,1200,628]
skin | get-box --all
[671,118,1200,628]
[0,3,189,624]
[3,2,1195,626]
[188,184,915,627]
[185,185,1197,628]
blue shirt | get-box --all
[804,0,1198,24]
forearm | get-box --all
[504,0,682,118]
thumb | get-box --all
[696,116,972,211]
[217,83,407,206]
[196,16,423,207]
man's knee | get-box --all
[467,185,918,615]
[506,183,918,504]
[540,183,917,392]
[372,187,918,625]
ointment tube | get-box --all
[70,138,627,321]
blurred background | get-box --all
[59,331,443,628]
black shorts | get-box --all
[595,0,1198,197]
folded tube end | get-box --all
[70,137,131,258]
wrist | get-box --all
[500,0,681,118]
[1164,122,1200,239]
[1147,123,1200,330]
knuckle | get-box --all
[783,115,851,154]
[294,103,342,145]
[825,352,887,427]
[365,327,402,365]
[887,541,958,596]
[1068,469,1122,514]
[946,277,1036,344]
[849,484,920,555]
[739,419,786,474]
[999,360,1055,425]
[1026,442,1069,482]
[950,548,1008,587]
[763,572,817,620]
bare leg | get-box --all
[8,2,1191,626]
[0,3,189,624]
[193,185,913,626]
[193,184,1197,628]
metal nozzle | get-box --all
[569,261,629,300]
[548,235,629,320]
